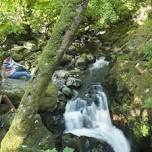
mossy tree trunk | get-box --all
[0,0,89,151]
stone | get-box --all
[11,45,25,53]
[24,41,38,52]
[62,86,73,97]
[86,54,96,63]
[66,77,82,88]
[52,70,69,89]
[12,52,23,61]
[75,53,88,70]
[62,134,81,151]
[85,37,102,53]
[0,79,58,110]
[0,79,27,105]
[52,70,69,79]
[60,54,73,66]
[67,45,78,56]
[58,91,67,102]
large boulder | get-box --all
[75,53,88,70]
[52,70,69,89]
[23,41,38,52]
[66,77,82,88]
[62,134,110,152]
[62,86,73,98]
[60,54,73,66]
[0,79,58,111]
[0,79,27,105]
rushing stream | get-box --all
[64,57,130,152]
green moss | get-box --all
[144,39,152,61]
[144,97,152,108]
[117,55,128,62]
[133,120,150,138]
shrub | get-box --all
[0,49,4,66]
[144,97,152,108]
[144,39,152,61]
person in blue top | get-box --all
[3,52,31,80]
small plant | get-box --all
[144,97,152,108]
[44,148,57,152]
[144,39,152,61]
[0,49,4,66]
[63,147,74,152]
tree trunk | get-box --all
[0,0,89,151]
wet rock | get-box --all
[66,58,77,69]
[86,54,96,63]
[62,134,110,152]
[0,79,58,110]
[89,138,113,152]
[75,53,88,70]
[85,37,102,54]
[52,70,69,79]
[67,45,78,56]
[52,70,69,89]
[66,77,82,88]
[0,79,27,105]
[58,91,67,103]
[11,45,25,53]
[62,134,82,151]
[24,41,38,52]
[60,54,73,66]
[62,86,73,98]
[12,53,23,61]
[53,79,66,90]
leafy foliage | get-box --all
[0,49,3,65]
[144,97,152,108]
[133,120,150,137]
[84,0,143,29]
[144,39,152,61]
[0,0,148,40]
[0,0,63,41]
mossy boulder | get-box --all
[12,52,23,61]
[0,79,58,111]
[0,79,27,105]
[75,53,88,70]
[60,54,73,66]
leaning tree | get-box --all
[0,0,89,151]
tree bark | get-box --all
[0,0,89,151]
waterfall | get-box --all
[64,57,130,152]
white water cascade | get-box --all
[64,57,130,152]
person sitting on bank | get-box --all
[3,52,31,80]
